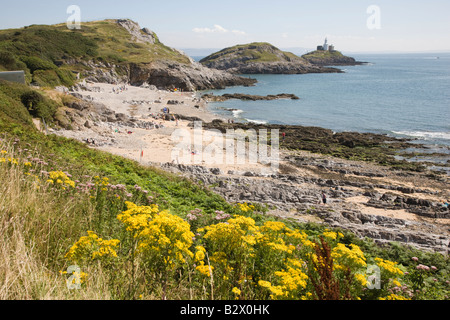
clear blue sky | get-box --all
[1,0,449,53]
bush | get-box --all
[32,69,61,87]
[0,51,27,71]
[20,90,57,122]
[19,56,75,87]
[20,56,56,73]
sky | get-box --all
[1,0,449,54]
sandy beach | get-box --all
[56,82,270,173]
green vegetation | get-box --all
[0,80,58,125]
[301,50,359,66]
[303,50,345,60]
[0,82,448,300]
[200,42,302,64]
[0,20,191,88]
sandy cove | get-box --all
[51,82,450,252]
[55,82,271,173]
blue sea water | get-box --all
[198,53,450,172]
[200,53,450,152]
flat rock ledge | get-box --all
[202,93,300,102]
[158,162,450,254]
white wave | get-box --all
[393,130,450,140]
[232,109,244,118]
[246,119,268,125]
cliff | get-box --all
[301,50,365,66]
[0,19,256,91]
[199,42,342,74]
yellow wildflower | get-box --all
[117,201,159,235]
[131,205,194,270]
[258,280,272,288]
[65,231,120,264]
[375,258,404,277]
[235,202,255,212]
[355,273,368,287]
[196,264,214,277]
[322,229,338,240]
[194,246,206,263]
[380,294,409,300]
[332,243,367,271]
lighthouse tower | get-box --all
[323,38,329,51]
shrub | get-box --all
[32,69,60,87]
[20,90,57,122]
[20,56,56,73]
[0,51,28,71]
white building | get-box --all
[323,38,329,51]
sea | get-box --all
[194,53,450,173]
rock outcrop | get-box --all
[201,122,424,171]
[116,19,158,44]
[62,20,257,91]
[127,60,257,91]
[201,93,300,102]
[200,42,342,74]
[158,161,450,253]
[301,50,366,66]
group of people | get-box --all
[112,85,128,94]
[84,138,96,145]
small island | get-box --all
[301,38,366,66]
[199,42,342,74]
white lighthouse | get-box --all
[323,38,329,51]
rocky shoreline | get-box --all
[157,149,450,253]
[51,83,450,254]
[201,122,433,172]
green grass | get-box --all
[302,50,345,59]
[200,42,302,64]
[0,80,59,126]
[0,85,232,217]
[0,83,448,300]
[1,140,448,300]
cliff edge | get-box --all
[0,19,256,91]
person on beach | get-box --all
[322,192,327,205]
[282,132,286,140]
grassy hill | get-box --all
[301,50,363,66]
[199,42,342,74]
[200,42,302,64]
[0,20,191,88]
